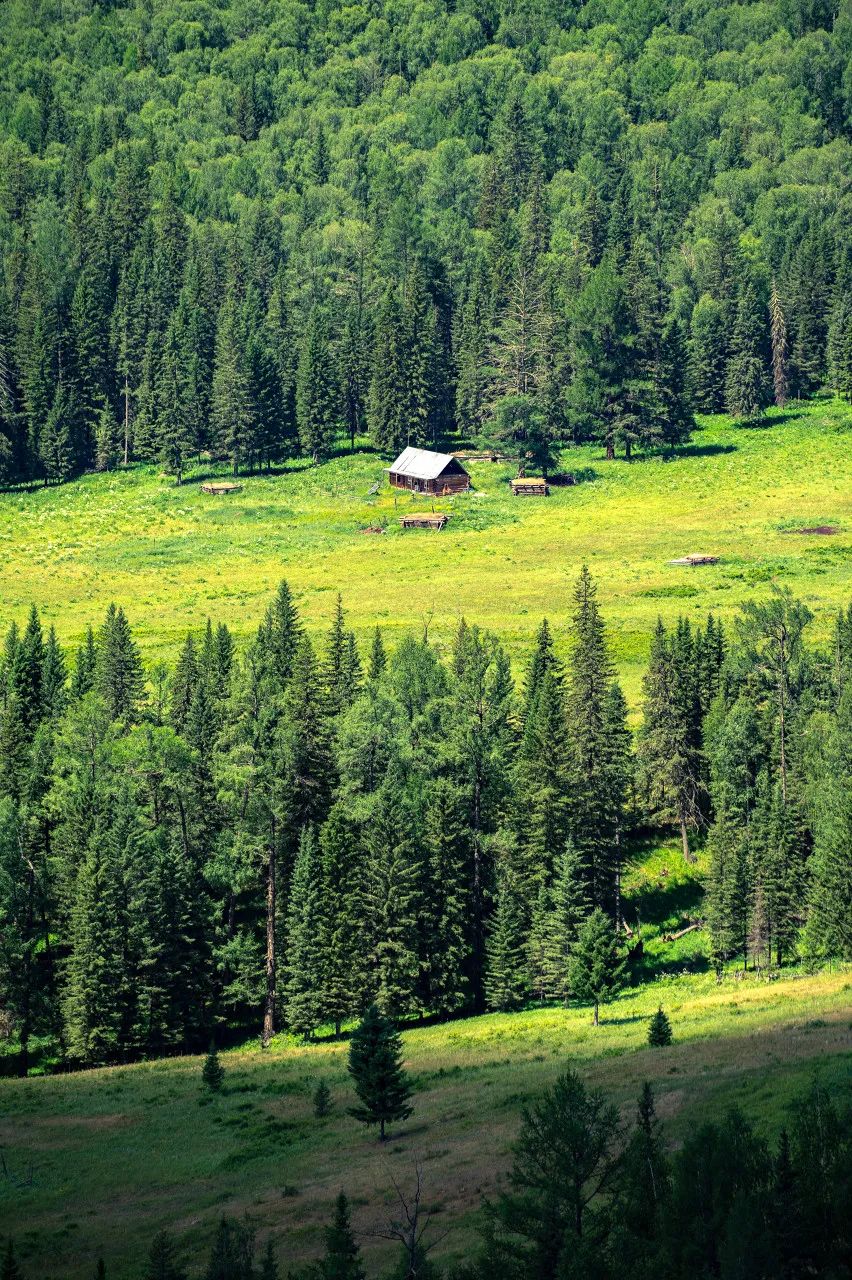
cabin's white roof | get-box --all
[388,446,464,480]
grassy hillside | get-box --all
[1,964,849,1278]
[2,400,851,704]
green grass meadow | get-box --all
[2,399,851,706]
[1,966,849,1278]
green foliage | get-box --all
[647,1006,673,1046]
[202,1043,225,1093]
[313,1080,332,1120]
[568,908,627,1025]
[347,1004,413,1142]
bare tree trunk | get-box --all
[593,1001,599,1026]
[680,815,696,864]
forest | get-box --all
[1,0,852,485]
[1,570,849,1074]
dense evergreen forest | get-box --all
[1,0,852,485]
[1,571,850,1072]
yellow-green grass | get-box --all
[1,966,849,1278]
[1,399,850,707]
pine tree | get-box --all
[688,294,728,413]
[284,826,325,1039]
[313,1080,332,1118]
[315,1193,366,1280]
[95,603,144,722]
[725,271,770,423]
[202,1041,225,1091]
[297,309,339,462]
[145,1226,186,1276]
[769,279,789,409]
[568,907,626,1025]
[484,873,528,1012]
[347,1004,413,1141]
[647,1006,673,1046]
[566,567,628,912]
[318,803,364,1035]
[211,285,253,475]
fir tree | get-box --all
[363,778,421,1019]
[313,1080,332,1118]
[647,1006,673,1046]
[95,603,144,722]
[368,627,386,682]
[568,907,626,1025]
[211,285,253,475]
[688,294,728,413]
[297,310,339,463]
[347,1004,413,1141]
[725,271,770,423]
[71,627,98,701]
[315,1193,365,1280]
[203,1218,255,1280]
[144,1233,187,1280]
[202,1041,225,1091]
[769,279,789,409]
[318,803,364,1035]
[284,827,325,1039]
[484,873,528,1012]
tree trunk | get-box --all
[380,1117,386,1142]
[680,816,696,864]
[593,1001,599,1026]
[261,834,277,1049]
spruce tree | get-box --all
[313,1080,332,1119]
[318,803,364,1035]
[316,1193,366,1280]
[769,279,789,409]
[297,309,339,462]
[568,907,626,1025]
[211,284,254,475]
[347,1004,413,1141]
[647,1006,673,1046]
[95,603,144,722]
[484,873,528,1012]
[423,779,470,1016]
[368,627,387,682]
[71,627,98,701]
[202,1041,225,1091]
[284,826,325,1039]
[725,271,770,423]
[145,1233,187,1280]
[363,777,421,1019]
[688,294,727,413]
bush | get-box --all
[648,1006,673,1046]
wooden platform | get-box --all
[400,513,449,531]
[511,478,549,496]
[669,553,719,566]
[201,481,242,495]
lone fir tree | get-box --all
[315,1192,366,1280]
[313,1079,332,1118]
[347,1005,413,1141]
[647,1006,673,1046]
[202,1040,225,1092]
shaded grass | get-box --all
[1,967,849,1278]
[1,400,850,707]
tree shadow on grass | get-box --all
[624,874,705,930]
[667,442,737,459]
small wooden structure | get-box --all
[400,513,449,531]
[669,553,719,566]
[387,447,470,496]
[511,477,549,497]
[450,450,509,463]
[201,481,242,495]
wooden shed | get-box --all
[387,447,470,495]
[511,477,549,496]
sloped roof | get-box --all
[388,446,467,480]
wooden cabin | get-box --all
[511,477,549,496]
[400,513,449,531]
[387,447,470,495]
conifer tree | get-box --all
[423,780,469,1016]
[725,271,770,423]
[315,1193,366,1280]
[568,907,626,1025]
[347,1004,413,1141]
[363,777,421,1019]
[211,285,253,475]
[526,883,564,1003]
[566,567,628,911]
[1,1240,23,1280]
[318,804,364,1035]
[256,579,302,693]
[71,627,98,701]
[95,402,122,472]
[41,626,67,721]
[95,603,144,722]
[203,1219,255,1280]
[826,249,852,402]
[144,1232,187,1280]
[688,294,728,412]
[769,279,789,409]
[647,1006,673,1046]
[284,827,325,1039]
[313,1080,332,1119]
[297,310,338,463]
[368,628,387,682]
[484,872,528,1012]
[202,1041,225,1091]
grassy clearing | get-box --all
[1,966,849,1278]
[2,399,851,706]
